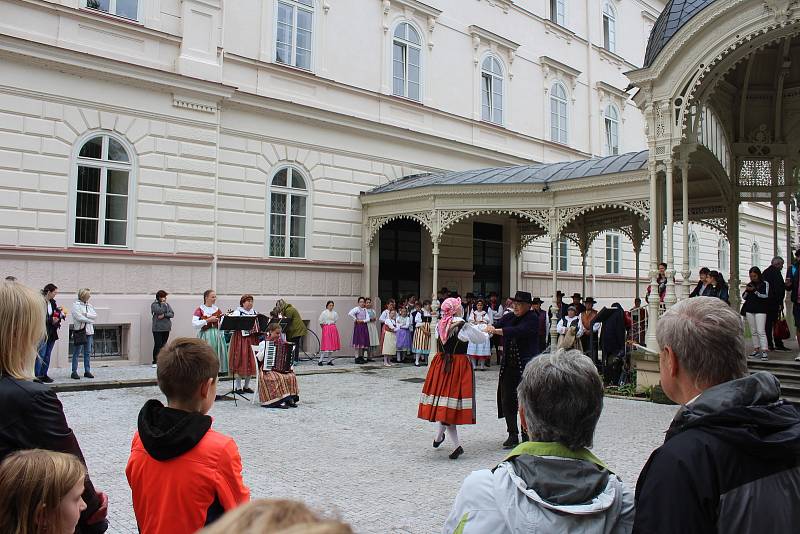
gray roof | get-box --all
[366,150,648,195]
[644,0,717,67]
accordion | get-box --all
[269,340,293,373]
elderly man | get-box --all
[762,256,788,351]
[487,291,539,449]
[443,349,634,534]
[633,297,800,533]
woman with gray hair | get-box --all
[71,288,97,380]
[442,349,633,534]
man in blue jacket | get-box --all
[487,291,540,449]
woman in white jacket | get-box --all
[70,288,97,380]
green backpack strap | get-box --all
[502,441,612,473]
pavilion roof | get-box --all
[643,0,717,67]
[365,150,648,195]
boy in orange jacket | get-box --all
[126,338,250,533]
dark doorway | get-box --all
[473,222,503,297]
[379,219,421,303]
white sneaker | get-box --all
[151,363,157,368]
[795,355,800,362]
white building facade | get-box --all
[0,0,786,366]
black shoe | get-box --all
[366,357,374,362]
[318,361,324,366]
[40,375,54,383]
[84,372,94,379]
[70,372,80,380]
[775,345,790,351]
[287,400,298,408]
[449,446,464,460]
[242,387,254,394]
[433,435,445,448]
[328,361,334,366]
[502,434,519,449]
[521,432,529,443]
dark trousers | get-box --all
[499,351,521,435]
[36,338,56,377]
[152,331,170,364]
[765,307,784,348]
[289,336,302,363]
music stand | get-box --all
[219,315,258,405]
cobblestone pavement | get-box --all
[59,363,677,533]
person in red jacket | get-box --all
[126,337,250,534]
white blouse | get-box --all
[469,310,490,326]
[319,309,339,325]
[384,317,397,331]
[229,307,257,336]
[396,315,411,330]
[557,315,585,337]
[449,318,491,344]
[348,306,367,322]
[192,304,219,330]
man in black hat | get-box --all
[580,297,600,366]
[531,297,548,354]
[486,291,539,449]
[567,292,585,316]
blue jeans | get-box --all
[72,335,93,373]
[36,338,56,377]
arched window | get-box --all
[392,22,422,102]
[269,166,309,258]
[718,237,730,273]
[550,0,566,26]
[550,82,568,144]
[481,56,504,125]
[73,134,133,247]
[604,104,620,155]
[751,241,760,268]
[602,2,616,53]
[275,0,314,70]
[688,231,699,271]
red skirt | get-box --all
[417,353,475,425]
[228,332,256,377]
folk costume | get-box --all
[495,292,540,449]
[255,338,299,408]
[467,309,492,370]
[366,307,380,356]
[381,316,397,366]
[193,304,228,374]
[395,313,413,362]
[348,304,370,363]
[227,306,258,392]
[591,303,628,385]
[580,300,601,366]
[412,308,432,366]
[418,297,489,460]
[318,308,340,365]
[556,313,585,350]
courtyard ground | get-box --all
[59,362,677,533]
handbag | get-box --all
[72,324,87,345]
[774,313,790,341]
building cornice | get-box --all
[383,0,442,19]
[468,25,521,52]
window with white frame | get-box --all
[751,241,760,268]
[551,237,569,272]
[718,237,730,273]
[602,2,616,53]
[86,0,139,20]
[74,134,132,247]
[688,231,699,271]
[275,0,313,70]
[269,167,308,258]
[481,56,504,125]
[550,0,566,25]
[605,233,620,274]
[550,82,568,144]
[604,104,620,155]
[392,22,422,102]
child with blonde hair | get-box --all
[199,499,353,534]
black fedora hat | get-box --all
[571,292,582,299]
[584,297,597,304]
[511,291,533,304]
[531,297,544,305]
[556,290,564,297]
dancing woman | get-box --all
[417,297,489,459]
[192,289,228,374]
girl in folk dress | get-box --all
[412,300,432,366]
[318,300,340,366]
[467,299,492,371]
[348,297,370,364]
[395,306,413,363]
[255,323,300,409]
[365,298,379,361]
[192,289,229,374]
[418,297,490,460]
[227,294,258,393]
[557,306,585,350]
[381,310,398,367]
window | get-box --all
[602,3,616,53]
[481,56,504,125]
[73,134,132,247]
[269,166,308,258]
[550,0,566,25]
[550,82,568,144]
[604,104,620,155]
[751,242,760,268]
[688,231,699,271]
[551,237,569,272]
[718,238,729,273]
[275,0,313,70]
[86,0,139,20]
[392,23,422,102]
[605,233,620,274]
[70,324,125,360]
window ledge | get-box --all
[272,60,316,77]
[593,45,636,70]
[542,20,577,45]
[79,7,144,27]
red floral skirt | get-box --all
[417,352,475,425]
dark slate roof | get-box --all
[644,0,717,67]
[366,150,648,195]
